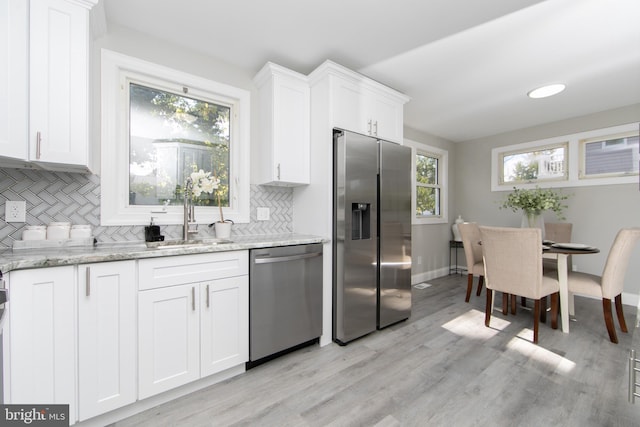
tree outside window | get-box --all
[416,152,441,217]
[129,83,230,208]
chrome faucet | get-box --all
[183,177,198,241]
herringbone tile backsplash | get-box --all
[0,168,293,248]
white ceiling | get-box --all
[103,0,640,142]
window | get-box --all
[580,132,639,179]
[492,122,639,191]
[416,152,441,217]
[405,139,448,225]
[499,143,567,185]
[101,50,250,226]
[128,83,230,208]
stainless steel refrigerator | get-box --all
[333,128,412,345]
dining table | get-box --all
[543,243,600,333]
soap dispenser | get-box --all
[144,217,164,242]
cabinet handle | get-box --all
[36,131,42,159]
[192,286,195,311]
[85,267,91,297]
[277,163,281,180]
[367,119,372,135]
[206,284,210,308]
[373,121,378,136]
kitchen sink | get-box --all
[146,239,233,249]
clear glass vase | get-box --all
[521,210,545,240]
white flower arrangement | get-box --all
[189,169,220,198]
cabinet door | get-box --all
[78,261,136,421]
[369,92,404,143]
[29,0,90,168]
[332,78,368,136]
[0,0,28,161]
[272,74,310,185]
[200,276,248,377]
[8,266,77,425]
[138,284,200,399]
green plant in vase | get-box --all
[500,186,569,235]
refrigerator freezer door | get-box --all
[333,130,378,344]
[378,141,412,328]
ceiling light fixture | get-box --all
[527,83,566,99]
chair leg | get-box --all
[485,287,493,327]
[476,275,484,296]
[602,298,619,344]
[540,296,547,323]
[465,274,473,302]
[532,299,541,344]
[510,294,516,315]
[614,294,628,333]
[550,292,559,330]
[502,293,508,315]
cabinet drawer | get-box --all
[138,251,248,290]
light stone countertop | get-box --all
[0,233,327,274]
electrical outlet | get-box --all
[5,200,26,223]
[256,207,270,221]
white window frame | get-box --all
[405,138,448,225]
[100,49,250,226]
[491,123,639,192]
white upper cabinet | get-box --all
[29,0,95,171]
[315,60,409,144]
[0,0,28,161]
[0,0,96,172]
[253,62,310,186]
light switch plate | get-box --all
[256,207,270,221]
[5,200,26,222]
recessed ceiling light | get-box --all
[527,84,566,99]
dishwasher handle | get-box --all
[254,251,321,264]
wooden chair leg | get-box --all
[614,294,628,333]
[485,287,493,327]
[540,296,547,323]
[502,293,508,315]
[465,274,473,302]
[476,275,484,296]
[510,294,516,315]
[533,299,540,344]
[602,298,619,344]
[550,292,559,330]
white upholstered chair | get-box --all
[458,222,484,302]
[567,228,640,343]
[480,226,559,344]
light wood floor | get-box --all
[113,274,640,427]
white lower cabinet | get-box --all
[4,251,249,424]
[77,261,136,421]
[138,251,249,399]
[200,276,248,377]
[138,283,200,399]
[7,265,78,425]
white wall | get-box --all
[454,103,640,304]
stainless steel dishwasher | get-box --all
[248,243,323,367]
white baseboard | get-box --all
[412,267,451,285]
